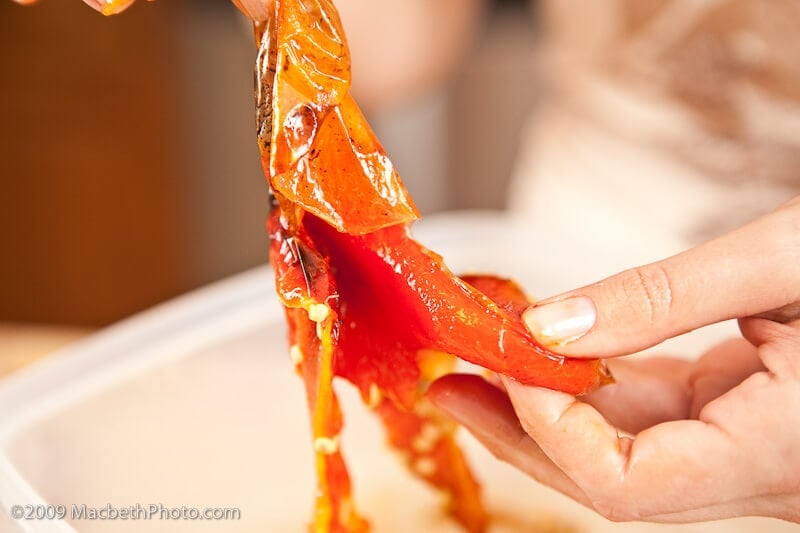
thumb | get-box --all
[522,198,800,358]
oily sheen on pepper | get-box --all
[258,1,610,531]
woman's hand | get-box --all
[11,0,272,19]
[429,197,800,523]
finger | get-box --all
[81,0,136,15]
[521,198,800,357]
[74,0,272,19]
[14,0,130,13]
[739,317,800,380]
[648,493,799,523]
[582,357,693,434]
[648,500,756,523]
[501,376,761,521]
[686,338,764,418]
[427,374,591,506]
[754,301,800,324]
[81,0,104,11]
[585,340,764,433]
[231,0,271,21]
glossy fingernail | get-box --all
[522,296,596,348]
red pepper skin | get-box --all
[262,0,610,397]
[262,2,611,531]
[302,213,610,398]
[269,205,610,533]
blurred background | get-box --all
[1,5,799,532]
[0,0,536,333]
[2,0,800,371]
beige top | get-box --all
[510,0,800,249]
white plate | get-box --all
[0,212,794,533]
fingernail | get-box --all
[522,296,596,347]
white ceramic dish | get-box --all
[0,212,794,533]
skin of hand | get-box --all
[429,196,800,523]
[10,0,267,17]
[7,0,272,19]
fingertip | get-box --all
[426,373,479,405]
[500,376,578,426]
[739,316,800,362]
[739,316,782,346]
[427,374,504,412]
[428,374,523,436]
[521,296,597,355]
[80,0,102,11]
[501,375,573,401]
[430,378,593,505]
[501,378,626,479]
[86,0,136,15]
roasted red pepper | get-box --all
[258,1,610,531]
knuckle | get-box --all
[618,265,675,326]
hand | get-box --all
[11,0,271,19]
[429,197,800,523]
